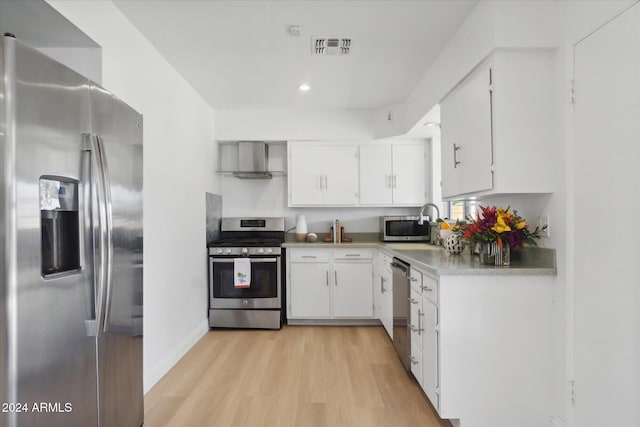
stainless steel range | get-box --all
[208,217,285,329]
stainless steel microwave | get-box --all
[380,216,430,242]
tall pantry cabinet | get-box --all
[573,4,640,427]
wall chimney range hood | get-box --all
[233,141,273,179]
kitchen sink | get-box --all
[385,243,440,250]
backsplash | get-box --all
[205,192,222,244]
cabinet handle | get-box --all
[409,277,418,282]
[319,175,323,190]
[302,255,317,259]
[344,254,360,257]
[408,298,418,304]
[381,276,386,293]
[420,285,432,292]
[334,270,338,286]
[386,175,391,188]
[418,309,424,335]
[453,143,461,168]
[392,174,397,188]
[410,356,419,365]
[326,271,329,287]
[410,325,418,332]
[324,174,328,190]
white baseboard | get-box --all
[550,416,566,427]
[143,319,209,394]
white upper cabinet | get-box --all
[440,50,554,200]
[288,143,359,206]
[289,141,426,207]
[359,143,426,206]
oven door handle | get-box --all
[211,258,278,263]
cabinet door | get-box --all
[289,262,331,318]
[410,286,424,386]
[323,145,359,205]
[440,66,493,198]
[359,145,393,205]
[392,144,426,205]
[456,66,493,196]
[333,262,373,318]
[440,91,461,199]
[381,268,393,338]
[422,298,439,410]
[289,145,326,205]
[574,6,640,427]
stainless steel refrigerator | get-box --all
[0,35,143,427]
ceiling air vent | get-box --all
[311,37,351,55]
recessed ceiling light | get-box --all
[298,83,311,92]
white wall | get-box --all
[37,46,103,84]
[215,109,375,141]
[46,0,219,393]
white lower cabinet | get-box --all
[376,252,393,338]
[408,265,554,427]
[421,297,439,409]
[409,267,440,412]
[333,261,373,317]
[287,248,373,320]
[289,261,331,318]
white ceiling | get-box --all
[113,0,477,111]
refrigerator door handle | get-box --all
[82,134,108,337]
[95,135,114,333]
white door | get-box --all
[392,144,426,205]
[289,145,325,205]
[323,145,359,205]
[359,145,393,205]
[333,262,373,318]
[381,268,393,338]
[289,262,331,318]
[573,5,640,427]
[422,298,439,410]
[440,89,461,198]
[455,66,493,196]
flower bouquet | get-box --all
[459,206,547,266]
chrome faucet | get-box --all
[418,203,440,225]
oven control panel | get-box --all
[209,247,281,256]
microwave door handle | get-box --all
[95,135,114,333]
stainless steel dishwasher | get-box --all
[391,257,411,372]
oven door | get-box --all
[209,256,281,309]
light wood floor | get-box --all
[144,325,451,427]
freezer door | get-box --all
[89,84,144,427]
[1,38,98,426]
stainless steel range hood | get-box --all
[233,141,273,179]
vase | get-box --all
[443,234,465,255]
[479,241,511,266]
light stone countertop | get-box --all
[283,233,557,276]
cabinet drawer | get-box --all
[380,253,393,274]
[411,343,423,386]
[410,268,422,287]
[333,249,373,260]
[289,250,331,262]
[421,274,438,304]
[409,287,423,344]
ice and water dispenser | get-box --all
[40,178,80,276]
